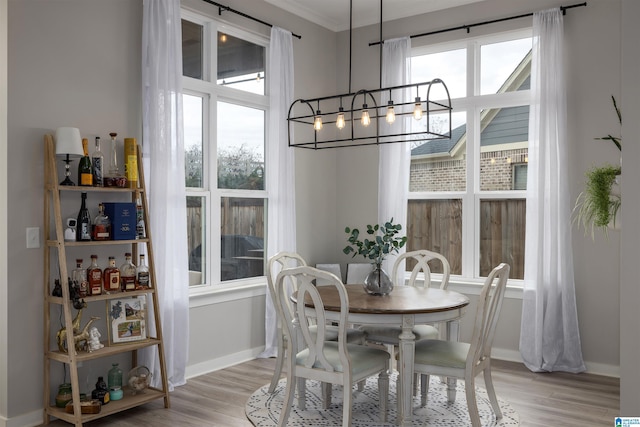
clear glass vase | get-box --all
[363,264,393,295]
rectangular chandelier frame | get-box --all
[287,78,452,150]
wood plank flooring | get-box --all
[41,358,619,427]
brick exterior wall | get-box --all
[410,147,528,192]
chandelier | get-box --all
[287,0,452,150]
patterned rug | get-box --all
[246,373,519,426]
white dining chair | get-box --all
[411,263,510,426]
[360,249,451,347]
[346,263,373,284]
[276,266,390,426]
[315,263,343,285]
[266,252,366,394]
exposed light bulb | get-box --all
[490,158,496,164]
[361,104,371,127]
[336,109,346,130]
[386,101,396,124]
[413,97,423,120]
[506,157,512,164]
[525,156,529,163]
[313,111,323,131]
[220,33,227,43]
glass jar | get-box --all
[108,363,123,390]
[55,383,72,408]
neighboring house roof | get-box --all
[412,50,531,159]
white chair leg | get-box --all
[296,377,307,410]
[342,383,353,427]
[278,372,296,426]
[321,382,332,410]
[464,376,481,427]
[268,331,285,393]
[483,366,502,419]
[420,374,430,407]
[378,369,389,423]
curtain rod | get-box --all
[369,2,586,46]
[200,0,302,39]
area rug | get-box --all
[246,373,519,426]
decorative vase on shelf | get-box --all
[364,264,393,296]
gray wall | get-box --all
[3,0,637,424]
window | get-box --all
[182,12,268,287]
[408,31,532,280]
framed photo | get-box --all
[107,295,147,345]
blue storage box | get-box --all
[103,202,136,240]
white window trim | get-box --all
[182,9,271,297]
[410,28,532,284]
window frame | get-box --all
[409,29,532,287]
[182,9,270,294]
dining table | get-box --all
[293,283,470,427]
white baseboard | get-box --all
[0,409,43,427]
[490,347,619,378]
[186,346,265,379]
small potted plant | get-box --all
[343,218,407,295]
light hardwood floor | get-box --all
[41,358,619,427]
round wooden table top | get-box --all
[294,284,470,315]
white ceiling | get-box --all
[264,0,487,32]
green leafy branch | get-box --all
[343,218,407,265]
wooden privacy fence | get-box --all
[407,198,525,279]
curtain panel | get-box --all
[378,37,411,281]
[260,27,296,358]
[520,8,585,373]
[141,0,190,389]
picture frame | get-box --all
[107,295,147,345]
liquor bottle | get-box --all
[87,255,102,296]
[103,256,120,294]
[124,137,138,188]
[92,136,104,187]
[108,132,120,177]
[119,252,136,291]
[91,376,110,405]
[78,138,93,186]
[76,192,92,241]
[136,253,150,289]
[92,203,111,241]
[135,192,146,239]
[72,259,88,298]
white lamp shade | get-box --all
[55,127,84,157]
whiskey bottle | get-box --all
[119,252,136,292]
[92,203,111,241]
[92,136,104,187]
[76,192,92,241]
[87,255,102,296]
[78,138,93,186]
[135,192,146,239]
[103,256,120,294]
[136,253,150,289]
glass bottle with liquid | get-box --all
[72,258,88,298]
[92,203,111,241]
[107,363,123,401]
[103,256,120,294]
[119,252,136,291]
[136,253,150,289]
[108,132,120,177]
[135,192,146,239]
[92,136,104,187]
[78,138,93,186]
[87,255,102,296]
[76,192,92,241]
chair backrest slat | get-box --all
[276,266,351,374]
[468,263,510,368]
[392,249,451,289]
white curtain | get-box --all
[519,8,585,373]
[378,37,411,281]
[141,0,190,389]
[259,27,296,358]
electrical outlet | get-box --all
[26,227,40,248]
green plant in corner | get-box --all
[343,218,407,266]
[573,96,622,237]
